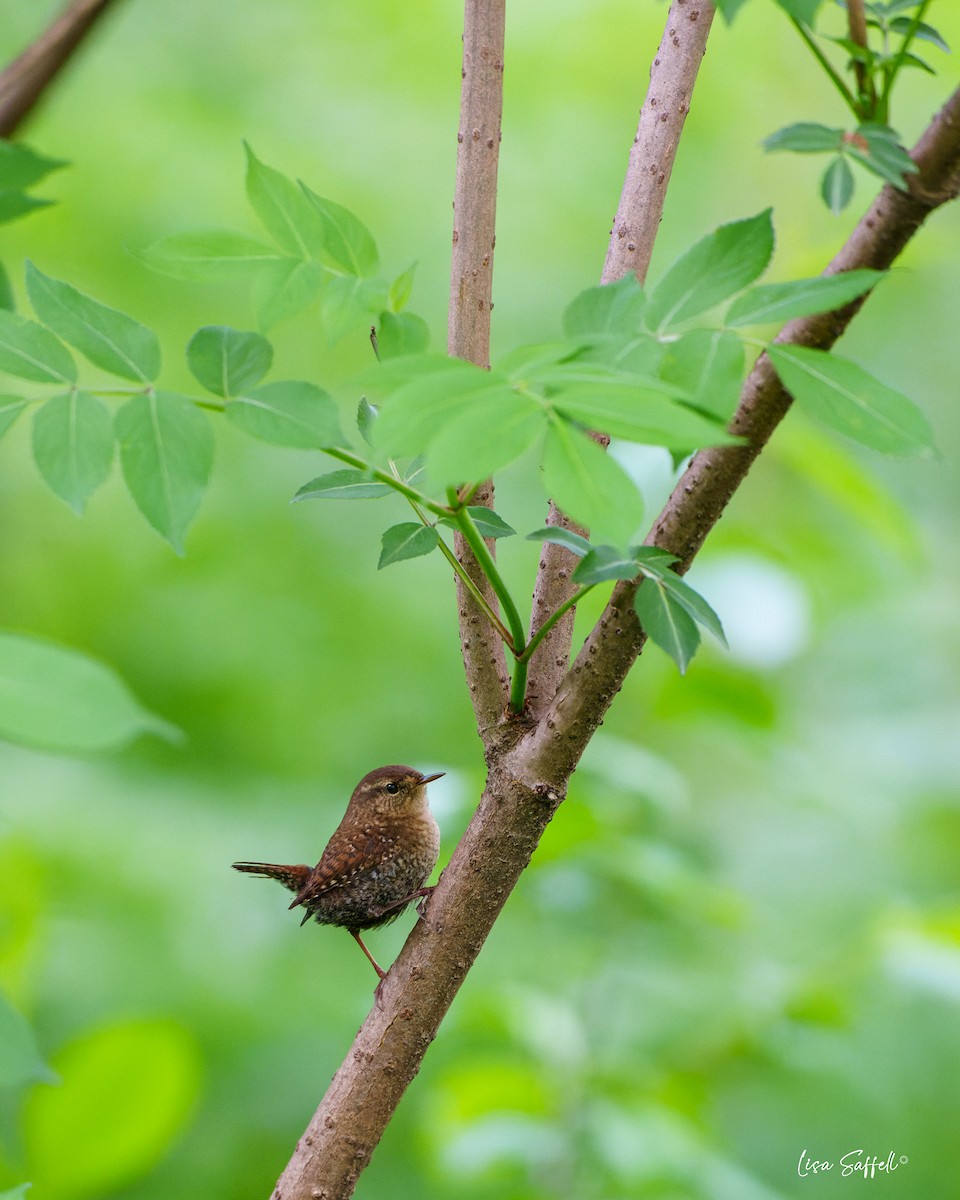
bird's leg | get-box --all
[376,884,436,922]
[349,928,387,980]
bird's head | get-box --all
[350,765,444,816]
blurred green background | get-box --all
[1,1,959,1197]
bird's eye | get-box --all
[385,782,400,795]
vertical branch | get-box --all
[448,0,511,745]
[0,0,120,137]
[525,0,716,720]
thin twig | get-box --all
[447,0,511,743]
[525,0,716,719]
[0,0,120,137]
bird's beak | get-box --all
[419,772,445,785]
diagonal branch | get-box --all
[525,0,716,719]
[0,0,121,137]
[523,82,960,781]
[448,0,511,747]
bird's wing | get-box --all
[232,862,312,894]
[290,826,393,909]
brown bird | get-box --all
[232,765,443,981]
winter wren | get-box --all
[232,765,443,981]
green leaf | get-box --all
[443,507,516,540]
[773,0,822,23]
[370,356,516,457]
[0,261,13,310]
[25,263,160,382]
[299,183,379,276]
[762,122,844,153]
[0,1184,32,1199]
[138,229,283,280]
[767,345,934,455]
[645,211,775,331]
[525,526,592,558]
[425,392,545,484]
[115,391,214,552]
[378,522,440,569]
[550,381,735,450]
[635,556,727,646]
[318,275,388,341]
[186,326,273,398]
[0,310,76,383]
[0,140,67,190]
[226,380,341,449]
[292,469,392,501]
[388,263,417,312]
[32,391,113,513]
[847,125,918,189]
[726,270,883,325]
[244,143,325,258]
[0,993,54,1088]
[252,257,325,330]
[713,0,751,22]
[573,545,640,584]
[562,275,646,339]
[0,394,27,437]
[821,156,855,214]
[376,311,430,359]
[0,631,178,751]
[23,1019,200,1199]
[357,396,377,445]
[541,417,644,546]
[634,578,701,673]
[659,330,744,422]
[0,191,52,225]
[889,17,949,53]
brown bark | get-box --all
[0,0,120,137]
[446,0,512,745]
[525,0,716,719]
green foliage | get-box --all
[378,522,440,568]
[140,146,424,339]
[0,310,76,383]
[31,390,113,513]
[0,140,66,227]
[758,1,947,212]
[0,993,53,1089]
[25,264,161,383]
[0,631,177,752]
[768,344,934,454]
[115,391,214,552]
[644,211,774,331]
[185,326,273,397]
[0,180,928,677]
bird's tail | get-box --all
[231,861,311,895]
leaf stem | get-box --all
[790,16,860,120]
[450,498,527,658]
[323,446,451,516]
[516,585,595,664]
[877,0,933,124]
[395,471,515,646]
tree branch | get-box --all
[523,82,960,781]
[0,0,120,137]
[447,0,511,747]
[525,0,716,719]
